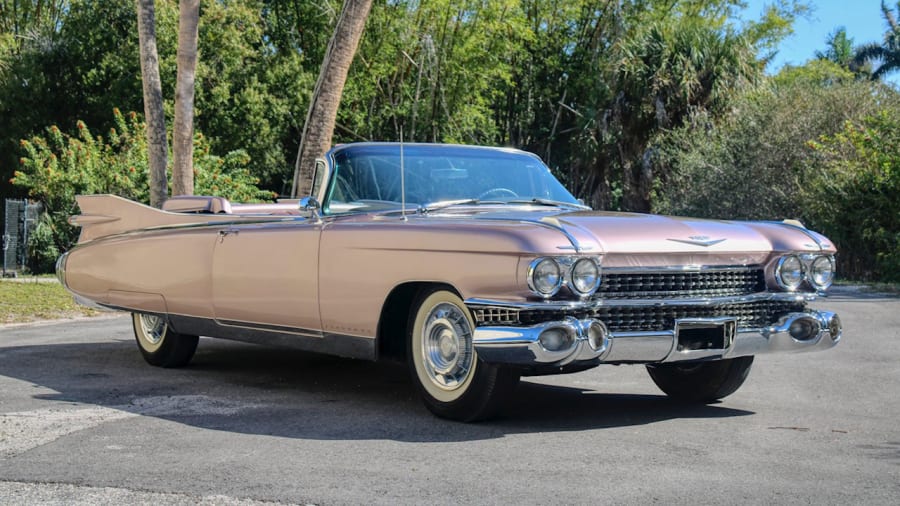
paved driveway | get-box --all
[0,288,898,504]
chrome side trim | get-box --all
[216,319,324,339]
[62,302,374,360]
[168,315,375,360]
[768,220,829,250]
[474,215,585,252]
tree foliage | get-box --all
[2,0,899,281]
[10,109,275,272]
[655,64,900,280]
[854,1,900,80]
[806,112,900,281]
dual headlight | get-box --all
[528,256,601,298]
[775,254,835,291]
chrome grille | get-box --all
[597,268,765,299]
[515,300,805,332]
[468,266,799,333]
[589,300,805,332]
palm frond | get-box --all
[854,42,887,65]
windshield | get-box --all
[325,144,580,214]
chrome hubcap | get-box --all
[422,303,473,390]
[139,314,166,345]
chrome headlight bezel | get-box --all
[527,255,603,298]
[527,257,563,298]
[569,257,602,297]
[775,254,804,291]
[808,254,836,290]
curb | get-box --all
[0,312,126,330]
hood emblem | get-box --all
[668,235,727,247]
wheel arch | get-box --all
[376,281,462,362]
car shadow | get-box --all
[0,336,754,443]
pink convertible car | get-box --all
[57,143,841,421]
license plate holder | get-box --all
[675,318,736,352]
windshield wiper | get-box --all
[506,198,591,210]
[420,199,492,213]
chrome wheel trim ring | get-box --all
[421,302,474,391]
[138,314,166,348]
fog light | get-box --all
[586,321,608,352]
[828,314,842,342]
[788,318,820,341]
[539,327,574,352]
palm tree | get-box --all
[816,27,855,68]
[135,0,168,208]
[854,1,900,80]
[608,18,759,212]
[173,0,200,197]
[291,0,373,198]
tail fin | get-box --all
[70,195,208,243]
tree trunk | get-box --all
[291,0,373,197]
[620,147,653,213]
[136,0,168,208]
[172,0,200,196]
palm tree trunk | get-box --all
[135,0,168,208]
[173,0,200,196]
[291,0,373,198]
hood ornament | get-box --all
[667,235,727,247]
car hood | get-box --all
[422,207,833,259]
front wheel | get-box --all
[407,289,519,422]
[646,356,754,403]
[132,313,199,368]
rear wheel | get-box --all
[132,313,199,368]
[646,356,754,402]
[407,289,519,422]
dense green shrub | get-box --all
[806,112,900,281]
[11,109,276,273]
[653,65,900,281]
[653,64,894,220]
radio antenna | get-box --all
[400,127,407,221]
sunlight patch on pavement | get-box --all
[0,406,135,459]
[0,481,302,505]
[0,395,259,459]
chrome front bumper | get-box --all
[473,310,842,366]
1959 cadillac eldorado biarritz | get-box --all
[57,142,842,421]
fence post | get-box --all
[2,199,42,276]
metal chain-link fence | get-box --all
[3,199,42,276]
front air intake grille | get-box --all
[597,268,766,299]
[471,307,519,325]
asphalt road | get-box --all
[1,288,898,505]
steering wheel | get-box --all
[477,187,519,200]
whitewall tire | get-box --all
[132,313,199,368]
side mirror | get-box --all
[299,196,321,222]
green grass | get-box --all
[0,279,99,324]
